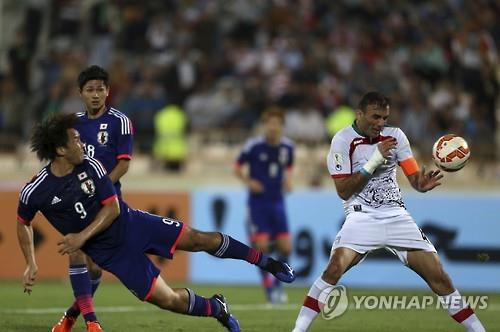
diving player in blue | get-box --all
[234,108,294,304]
[51,65,134,332]
[17,114,296,332]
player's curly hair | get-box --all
[358,91,390,112]
[30,114,78,161]
[77,65,109,91]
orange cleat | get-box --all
[52,314,77,332]
[86,321,104,332]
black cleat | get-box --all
[212,294,241,332]
[263,258,296,283]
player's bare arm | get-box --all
[407,165,443,193]
[17,222,38,294]
[234,167,264,193]
[108,159,130,184]
[57,198,120,255]
[334,138,397,200]
[283,170,293,193]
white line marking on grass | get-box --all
[2,303,499,315]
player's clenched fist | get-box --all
[377,137,397,159]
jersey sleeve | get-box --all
[86,157,118,205]
[17,183,39,225]
[395,128,420,176]
[395,128,414,161]
[327,135,351,178]
[235,139,253,168]
[116,116,134,160]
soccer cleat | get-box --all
[86,321,104,332]
[212,294,241,332]
[270,287,289,305]
[52,314,77,332]
[264,258,296,283]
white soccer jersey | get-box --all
[327,124,416,215]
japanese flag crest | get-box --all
[97,131,109,145]
[81,179,96,196]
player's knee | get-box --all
[68,250,86,265]
[185,228,216,252]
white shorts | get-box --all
[331,208,436,265]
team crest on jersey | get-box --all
[259,153,268,161]
[279,147,289,165]
[77,172,88,181]
[97,131,109,145]
[81,179,96,196]
[99,123,108,130]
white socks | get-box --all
[439,290,485,332]
[292,277,335,332]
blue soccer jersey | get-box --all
[17,156,186,300]
[75,107,133,197]
[236,136,294,202]
[17,156,125,258]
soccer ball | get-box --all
[432,134,470,172]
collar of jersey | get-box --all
[351,121,367,137]
[351,121,385,143]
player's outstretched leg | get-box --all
[293,247,361,332]
[177,227,296,283]
[407,251,485,332]
[53,251,103,332]
[146,276,240,331]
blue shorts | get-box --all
[97,208,185,301]
[248,199,289,242]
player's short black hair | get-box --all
[77,65,109,91]
[261,106,285,123]
[30,114,78,161]
[358,91,390,112]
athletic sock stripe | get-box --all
[76,295,94,315]
[206,299,212,316]
[186,289,195,314]
[303,296,321,313]
[247,250,261,264]
[215,234,230,257]
[69,268,89,275]
[452,306,474,322]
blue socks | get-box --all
[210,233,271,267]
[67,264,97,322]
[186,289,222,317]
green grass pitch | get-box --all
[0,281,498,331]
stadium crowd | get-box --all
[0,0,498,162]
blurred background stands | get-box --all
[0,0,498,187]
